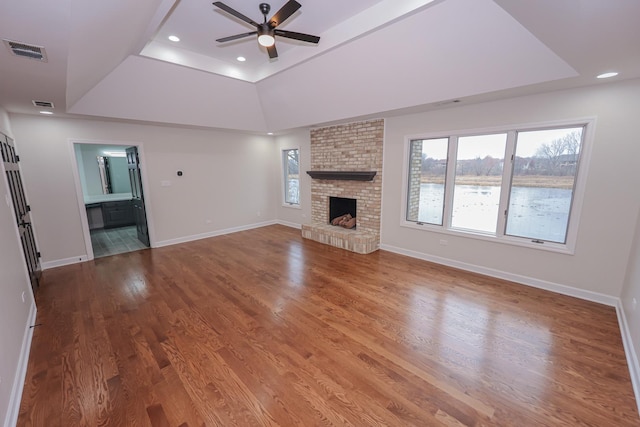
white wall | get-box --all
[382,79,640,298]
[0,109,37,427]
[0,108,12,137]
[274,129,312,227]
[621,206,640,408]
[9,115,280,264]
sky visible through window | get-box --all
[420,128,581,159]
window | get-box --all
[282,148,300,205]
[405,122,590,251]
[505,127,583,243]
[407,138,448,225]
[452,133,506,233]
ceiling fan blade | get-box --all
[269,0,301,28]
[274,29,320,44]
[216,31,257,43]
[267,44,278,59]
[212,2,259,27]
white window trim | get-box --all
[281,147,301,209]
[400,117,596,255]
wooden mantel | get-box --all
[306,171,377,181]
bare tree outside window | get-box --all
[506,127,584,243]
[283,149,299,205]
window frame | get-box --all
[281,147,301,208]
[400,118,596,254]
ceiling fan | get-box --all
[212,1,320,59]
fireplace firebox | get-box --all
[329,197,356,227]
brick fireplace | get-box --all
[301,119,383,254]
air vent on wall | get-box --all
[32,100,54,108]
[3,39,48,62]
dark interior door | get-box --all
[1,134,41,292]
[126,146,150,246]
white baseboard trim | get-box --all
[41,255,89,270]
[276,220,302,229]
[616,300,640,415]
[4,302,37,427]
[380,243,639,413]
[379,244,618,307]
[40,222,284,267]
[153,220,278,248]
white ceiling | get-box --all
[1,0,639,133]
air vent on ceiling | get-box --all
[32,100,54,108]
[3,39,48,62]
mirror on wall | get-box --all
[97,156,112,194]
[74,144,133,200]
[97,154,129,194]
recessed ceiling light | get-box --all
[597,72,618,79]
[237,56,246,62]
[39,111,53,115]
[267,132,274,135]
[168,35,180,42]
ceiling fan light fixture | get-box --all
[257,24,275,47]
[213,1,319,58]
[258,34,275,47]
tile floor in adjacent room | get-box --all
[90,225,148,258]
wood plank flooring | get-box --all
[17,225,639,426]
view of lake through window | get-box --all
[452,133,507,233]
[416,184,572,242]
[408,126,584,245]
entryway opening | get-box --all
[73,143,151,259]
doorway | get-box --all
[72,142,151,259]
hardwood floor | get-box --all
[18,225,639,426]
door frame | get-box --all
[68,138,156,260]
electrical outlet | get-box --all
[633,298,637,311]
[205,219,212,224]
[257,211,261,217]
